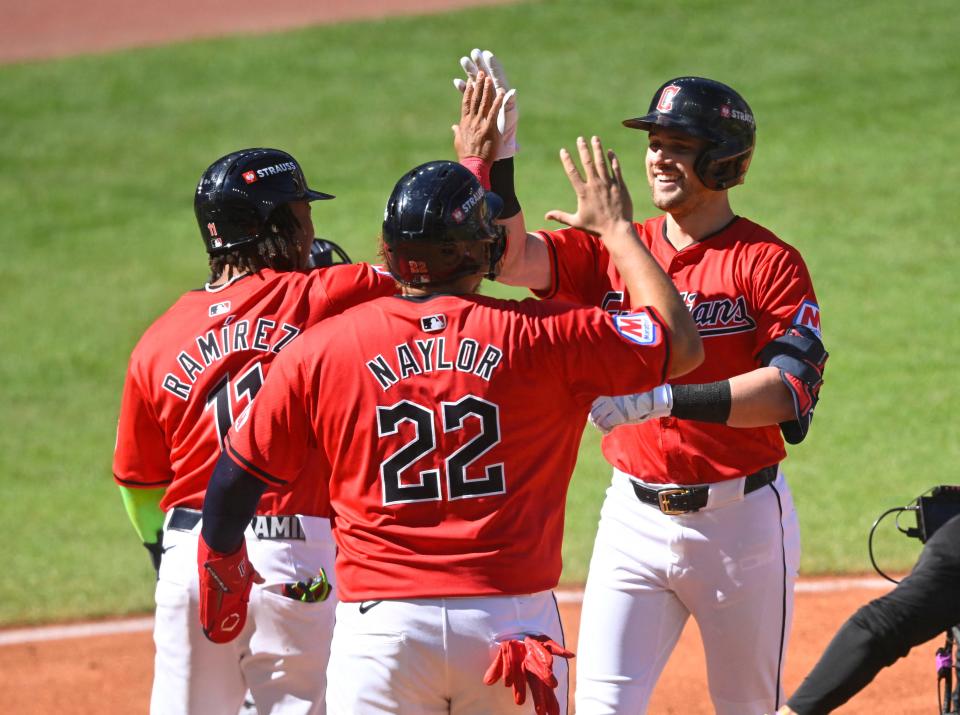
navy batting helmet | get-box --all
[194,148,333,255]
[381,161,505,287]
[623,77,756,190]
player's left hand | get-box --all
[197,534,264,644]
[545,136,634,239]
[453,72,505,165]
[589,385,674,434]
[484,634,574,715]
[143,528,164,578]
[454,48,518,160]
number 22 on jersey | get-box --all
[378,395,504,505]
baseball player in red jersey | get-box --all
[113,147,395,714]
[454,54,828,715]
[196,75,703,715]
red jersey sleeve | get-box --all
[531,228,606,304]
[748,245,821,354]
[548,304,670,400]
[313,263,396,317]
[113,358,173,489]
[223,337,316,488]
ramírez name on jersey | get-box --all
[162,318,302,400]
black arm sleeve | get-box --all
[201,452,267,554]
[490,158,520,219]
[788,515,960,714]
[787,612,910,714]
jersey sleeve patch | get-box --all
[794,300,822,338]
[613,311,660,346]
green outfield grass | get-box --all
[1,0,957,625]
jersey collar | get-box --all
[203,271,254,293]
[659,215,741,254]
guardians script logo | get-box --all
[601,290,757,337]
[682,291,757,337]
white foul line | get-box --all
[554,577,895,603]
[0,577,896,647]
[0,617,155,646]
[793,576,895,593]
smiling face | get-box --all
[645,126,716,215]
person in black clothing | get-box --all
[778,513,960,714]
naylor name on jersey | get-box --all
[366,337,504,391]
[161,318,301,400]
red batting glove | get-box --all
[483,635,575,714]
[197,534,263,643]
[523,636,575,715]
[484,639,529,704]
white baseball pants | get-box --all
[326,591,569,715]
[575,468,800,715]
[151,513,337,715]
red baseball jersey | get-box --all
[224,293,670,600]
[536,215,821,485]
[112,264,394,515]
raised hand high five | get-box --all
[454,48,518,159]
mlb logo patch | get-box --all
[209,301,231,317]
[614,312,659,345]
[794,300,822,337]
[421,314,447,332]
[242,170,257,184]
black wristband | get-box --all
[490,158,521,219]
[670,381,732,423]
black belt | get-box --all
[168,507,306,540]
[630,464,778,515]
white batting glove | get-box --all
[589,385,674,435]
[453,48,518,159]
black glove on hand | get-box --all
[143,528,164,578]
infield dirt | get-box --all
[0,582,938,713]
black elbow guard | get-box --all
[759,324,829,444]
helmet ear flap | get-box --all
[483,224,507,280]
[265,203,301,240]
[694,143,753,190]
